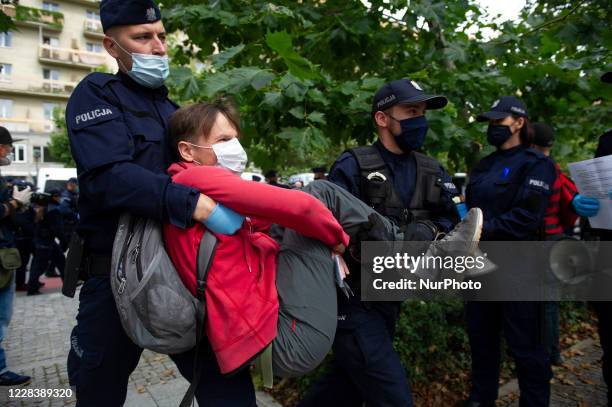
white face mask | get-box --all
[187,138,248,174]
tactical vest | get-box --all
[347,145,443,228]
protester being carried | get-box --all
[163,99,483,381]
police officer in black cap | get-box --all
[65,1,251,405]
[464,96,556,407]
[300,79,460,407]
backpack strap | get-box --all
[179,230,217,407]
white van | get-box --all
[36,167,77,192]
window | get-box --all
[42,36,59,47]
[85,10,101,32]
[12,144,26,163]
[86,10,100,21]
[0,99,12,118]
[43,68,60,81]
[33,146,42,162]
[43,103,59,132]
[42,2,60,12]
[0,32,12,48]
[43,146,58,163]
[86,42,103,53]
[0,64,11,81]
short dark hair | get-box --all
[168,98,241,157]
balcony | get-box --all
[84,19,104,40]
[39,44,108,70]
[0,4,64,33]
[62,0,101,6]
[0,118,55,134]
[0,74,78,100]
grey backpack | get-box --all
[110,213,216,354]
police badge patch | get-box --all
[146,7,157,22]
[410,80,423,91]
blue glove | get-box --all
[572,194,600,217]
[203,203,244,235]
[609,189,612,200]
[455,202,468,220]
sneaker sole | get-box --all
[466,208,484,256]
[0,378,32,387]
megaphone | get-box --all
[549,239,596,284]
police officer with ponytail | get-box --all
[464,96,556,407]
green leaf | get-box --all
[168,66,201,100]
[307,89,330,106]
[280,73,309,101]
[540,32,560,55]
[0,10,16,32]
[308,111,326,125]
[276,127,304,140]
[262,92,283,108]
[202,72,230,97]
[251,71,275,90]
[210,44,245,69]
[265,31,321,80]
[289,106,304,119]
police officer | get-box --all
[300,79,460,407]
[0,126,32,386]
[464,97,556,407]
[65,1,250,406]
[26,189,67,295]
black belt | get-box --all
[82,254,112,279]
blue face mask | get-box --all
[112,39,169,89]
[388,115,428,152]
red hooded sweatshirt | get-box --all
[164,162,349,374]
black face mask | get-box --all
[487,124,513,147]
[389,115,428,152]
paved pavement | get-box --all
[0,278,608,406]
[0,278,282,407]
[498,337,607,407]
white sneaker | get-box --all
[412,208,485,281]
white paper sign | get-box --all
[569,155,612,230]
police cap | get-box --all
[100,0,162,33]
[477,96,528,122]
[372,78,448,115]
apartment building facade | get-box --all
[0,0,116,180]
